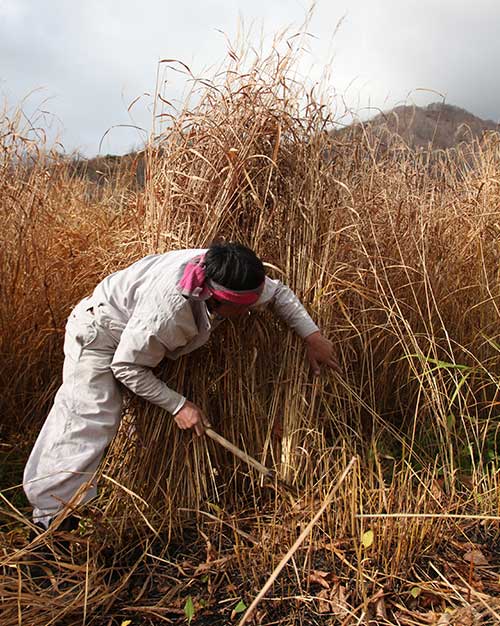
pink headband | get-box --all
[177,255,264,305]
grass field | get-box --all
[1,39,500,625]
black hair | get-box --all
[204,243,265,290]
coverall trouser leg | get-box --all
[23,300,122,527]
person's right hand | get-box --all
[174,400,210,436]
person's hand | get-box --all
[304,331,342,376]
[174,401,211,436]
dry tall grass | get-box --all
[1,39,500,625]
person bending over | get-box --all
[23,243,340,530]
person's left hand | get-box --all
[304,331,342,376]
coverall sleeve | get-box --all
[254,277,320,338]
[110,311,192,414]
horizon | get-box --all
[60,100,499,160]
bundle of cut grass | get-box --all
[1,34,500,625]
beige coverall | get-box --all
[23,249,319,527]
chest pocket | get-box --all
[163,307,213,359]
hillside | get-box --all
[67,104,499,185]
[352,102,499,150]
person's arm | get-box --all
[110,307,210,433]
[256,278,319,338]
[255,277,341,375]
[110,317,187,414]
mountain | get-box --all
[349,102,499,150]
[65,103,498,187]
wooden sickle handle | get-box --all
[205,427,273,478]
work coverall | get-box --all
[23,249,319,527]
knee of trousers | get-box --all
[23,393,122,509]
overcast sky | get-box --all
[1,0,499,156]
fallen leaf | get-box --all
[307,570,330,589]
[316,584,350,618]
[463,549,488,566]
[436,613,451,625]
[234,599,246,612]
[362,529,374,548]
[317,588,331,614]
[332,585,350,619]
[184,596,195,624]
[448,606,480,626]
[230,599,247,619]
[375,596,387,620]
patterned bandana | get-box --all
[177,255,264,305]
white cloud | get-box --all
[1,0,499,155]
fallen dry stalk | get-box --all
[238,456,357,625]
